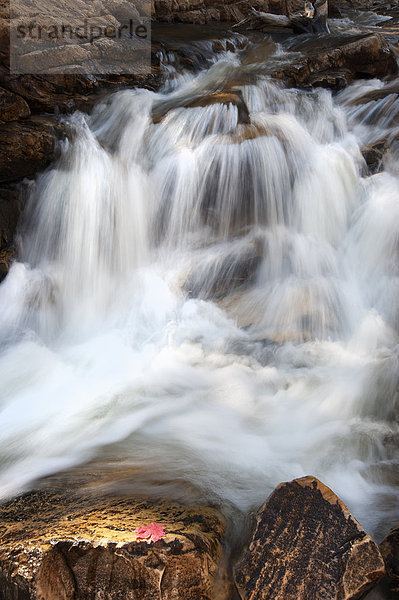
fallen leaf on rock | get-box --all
[135,522,166,543]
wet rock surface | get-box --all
[274,33,397,89]
[0,483,228,600]
[0,0,398,280]
[152,89,250,124]
[153,0,399,24]
[1,72,158,115]
[0,183,24,281]
[380,524,399,594]
[0,185,21,245]
[362,138,389,175]
[0,0,161,278]
[0,242,16,280]
[0,86,30,120]
[0,116,67,184]
[153,0,292,24]
[184,238,263,300]
[329,0,398,16]
[234,476,386,600]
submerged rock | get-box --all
[380,524,399,594]
[0,486,228,600]
[234,476,385,600]
[362,137,388,175]
[184,238,263,300]
[152,90,250,124]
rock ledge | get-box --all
[0,487,227,600]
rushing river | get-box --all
[0,27,398,542]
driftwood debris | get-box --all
[233,0,329,34]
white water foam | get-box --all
[0,52,397,538]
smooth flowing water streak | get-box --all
[0,44,398,539]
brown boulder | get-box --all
[234,476,386,600]
[153,0,289,22]
[380,524,399,594]
[0,243,16,281]
[0,17,9,63]
[103,0,140,21]
[154,0,174,18]
[0,182,28,281]
[0,115,65,183]
[89,36,149,63]
[0,184,22,247]
[0,85,30,120]
[274,34,397,89]
[0,485,228,600]
[13,44,90,73]
[316,34,397,80]
[2,74,100,113]
[181,9,208,23]
[152,90,250,124]
[2,73,141,114]
[186,92,250,123]
[329,0,390,13]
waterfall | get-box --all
[0,48,397,538]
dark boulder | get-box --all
[0,184,22,247]
[0,243,16,281]
[152,0,290,23]
[274,34,398,89]
[329,0,393,13]
[0,86,30,121]
[380,524,399,594]
[362,137,388,175]
[0,115,66,183]
[234,476,385,600]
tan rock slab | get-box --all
[0,485,228,599]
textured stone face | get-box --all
[234,476,386,600]
[380,524,399,594]
[0,486,227,600]
[0,116,65,184]
[0,86,30,121]
[152,0,289,23]
[273,33,398,89]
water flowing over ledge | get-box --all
[0,42,398,541]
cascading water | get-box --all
[0,39,398,540]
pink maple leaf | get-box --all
[135,522,165,543]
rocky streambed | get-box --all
[0,2,399,599]
[0,471,397,599]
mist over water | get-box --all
[0,44,398,538]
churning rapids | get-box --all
[0,35,398,539]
